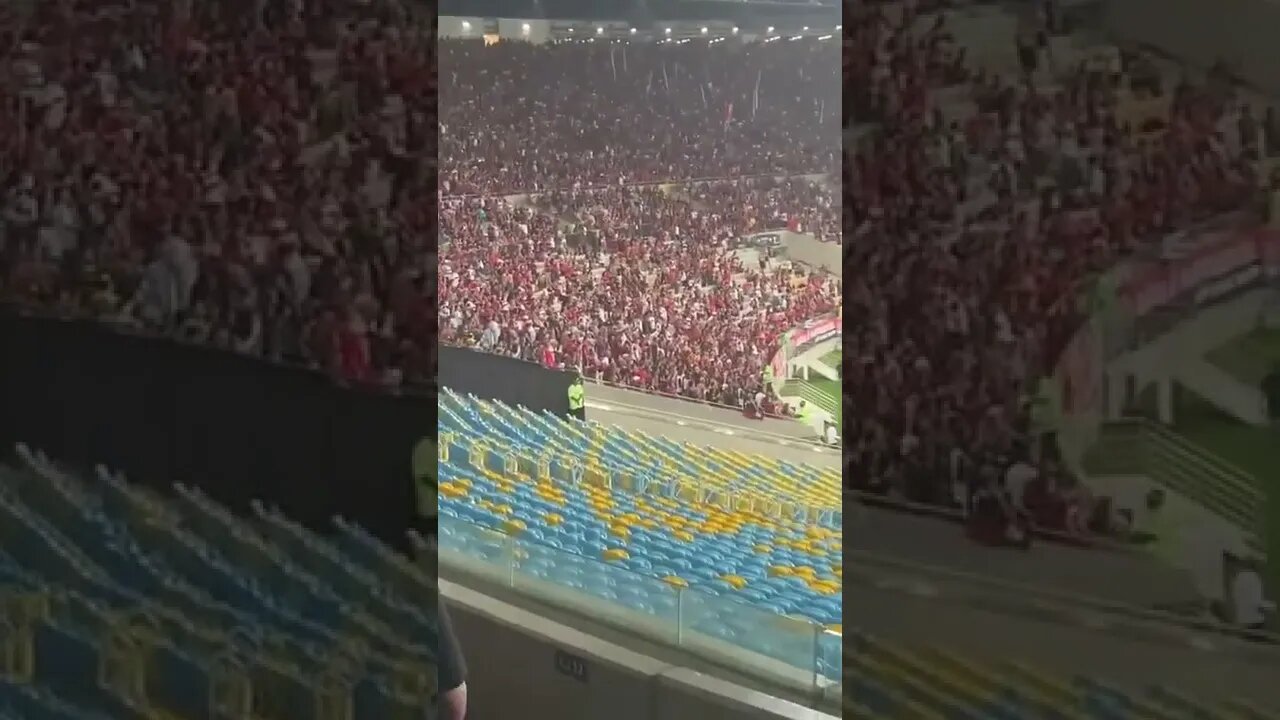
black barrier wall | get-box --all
[438,345,575,416]
[0,312,427,551]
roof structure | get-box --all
[439,0,839,24]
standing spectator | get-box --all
[1230,555,1275,635]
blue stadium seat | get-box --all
[0,454,435,718]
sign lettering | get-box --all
[554,650,589,683]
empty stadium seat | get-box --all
[437,389,843,679]
[0,451,435,718]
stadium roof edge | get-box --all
[439,0,838,23]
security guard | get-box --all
[795,400,812,426]
[413,437,435,520]
[568,376,586,421]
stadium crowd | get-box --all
[684,176,840,243]
[0,0,435,390]
[439,36,843,408]
[5,0,1272,549]
[439,186,840,407]
[841,3,1268,539]
[439,37,840,194]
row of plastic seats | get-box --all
[89,473,435,712]
[80,466,431,672]
[438,460,842,625]
[0,676,119,720]
[439,389,839,514]
[167,484,435,658]
[3,450,433,718]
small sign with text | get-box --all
[554,650,589,683]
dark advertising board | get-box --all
[0,311,427,551]
[438,345,576,417]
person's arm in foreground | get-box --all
[439,597,467,720]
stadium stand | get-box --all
[0,446,435,718]
[0,0,434,390]
[439,186,840,406]
[438,38,839,193]
[438,390,841,679]
[435,386,844,681]
[841,0,1272,532]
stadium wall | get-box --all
[1053,222,1280,473]
[439,345,577,417]
[782,231,839,275]
[1101,0,1280,97]
[1051,223,1280,586]
[744,230,839,275]
[0,310,425,550]
[770,313,841,381]
[442,579,838,720]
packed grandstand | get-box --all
[0,0,439,718]
[0,0,434,391]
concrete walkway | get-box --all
[584,382,839,471]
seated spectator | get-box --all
[966,453,1033,550]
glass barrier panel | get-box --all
[437,518,513,585]
[817,629,842,683]
[677,587,819,693]
[439,516,832,693]
[509,538,681,646]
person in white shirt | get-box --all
[1003,454,1038,511]
[1231,556,1275,633]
